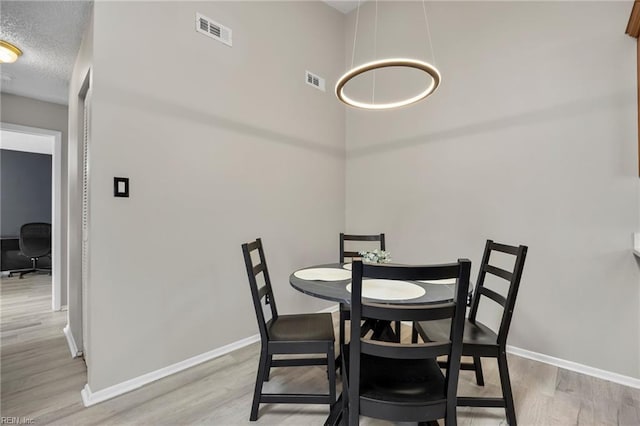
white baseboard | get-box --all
[80,305,340,407]
[80,384,94,407]
[507,345,640,389]
[63,324,81,358]
[79,312,640,407]
[81,333,261,407]
[319,309,640,389]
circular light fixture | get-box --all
[0,40,23,64]
[335,58,441,110]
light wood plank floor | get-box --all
[2,274,640,425]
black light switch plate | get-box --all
[114,177,129,197]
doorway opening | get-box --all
[0,123,63,311]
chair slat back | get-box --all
[362,302,455,322]
[361,339,452,360]
[340,233,385,262]
[484,264,513,281]
[468,240,528,347]
[242,238,278,342]
[349,259,471,409]
[477,287,507,307]
[252,262,265,276]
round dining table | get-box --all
[289,262,462,425]
[289,262,459,305]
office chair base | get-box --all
[16,268,52,279]
[9,256,51,279]
[7,269,29,278]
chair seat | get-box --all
[417,318,498,355]
[268,313,334,342]
[344,348,446,404]
[242,238,336,421]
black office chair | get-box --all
[10,223,51,279]
[414,240,528,425]
[342,259,471,426]
[339,233,396,349]
[241,238,336,421]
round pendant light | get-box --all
[335,58,441,110]
[0,40,23,64]
[335,0,440,111]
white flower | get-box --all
[358,249,391,264]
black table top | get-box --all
[289,263,457,305]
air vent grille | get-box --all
[305,71,325,92]
[196,13,232,47]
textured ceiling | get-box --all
[0,1,92,105]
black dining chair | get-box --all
[340,233,386,262]
[241,238,336,421]
[9,223,52,279]
[414,240,528,426]
[339,233,397,347]
[342,259,471,426]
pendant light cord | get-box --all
[372,0,378,104]
[422,0,437,65]
[351,0,361,69]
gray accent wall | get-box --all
[344,1,640,378]
[1,149,52,236]
[83,1,345,391]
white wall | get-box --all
[345,1,640,377]
[87,1,345,391]
[0,93,69,306]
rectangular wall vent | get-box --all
[305,71,325,92]
[196,13,232,47]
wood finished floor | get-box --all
[2,274,640,425]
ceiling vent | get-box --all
[305,71,325,92]
[196,13,232,47]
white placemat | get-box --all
[342,263,352,271]
[293,268,351,281]
[346,279,426,300]
[418,278,457,285]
